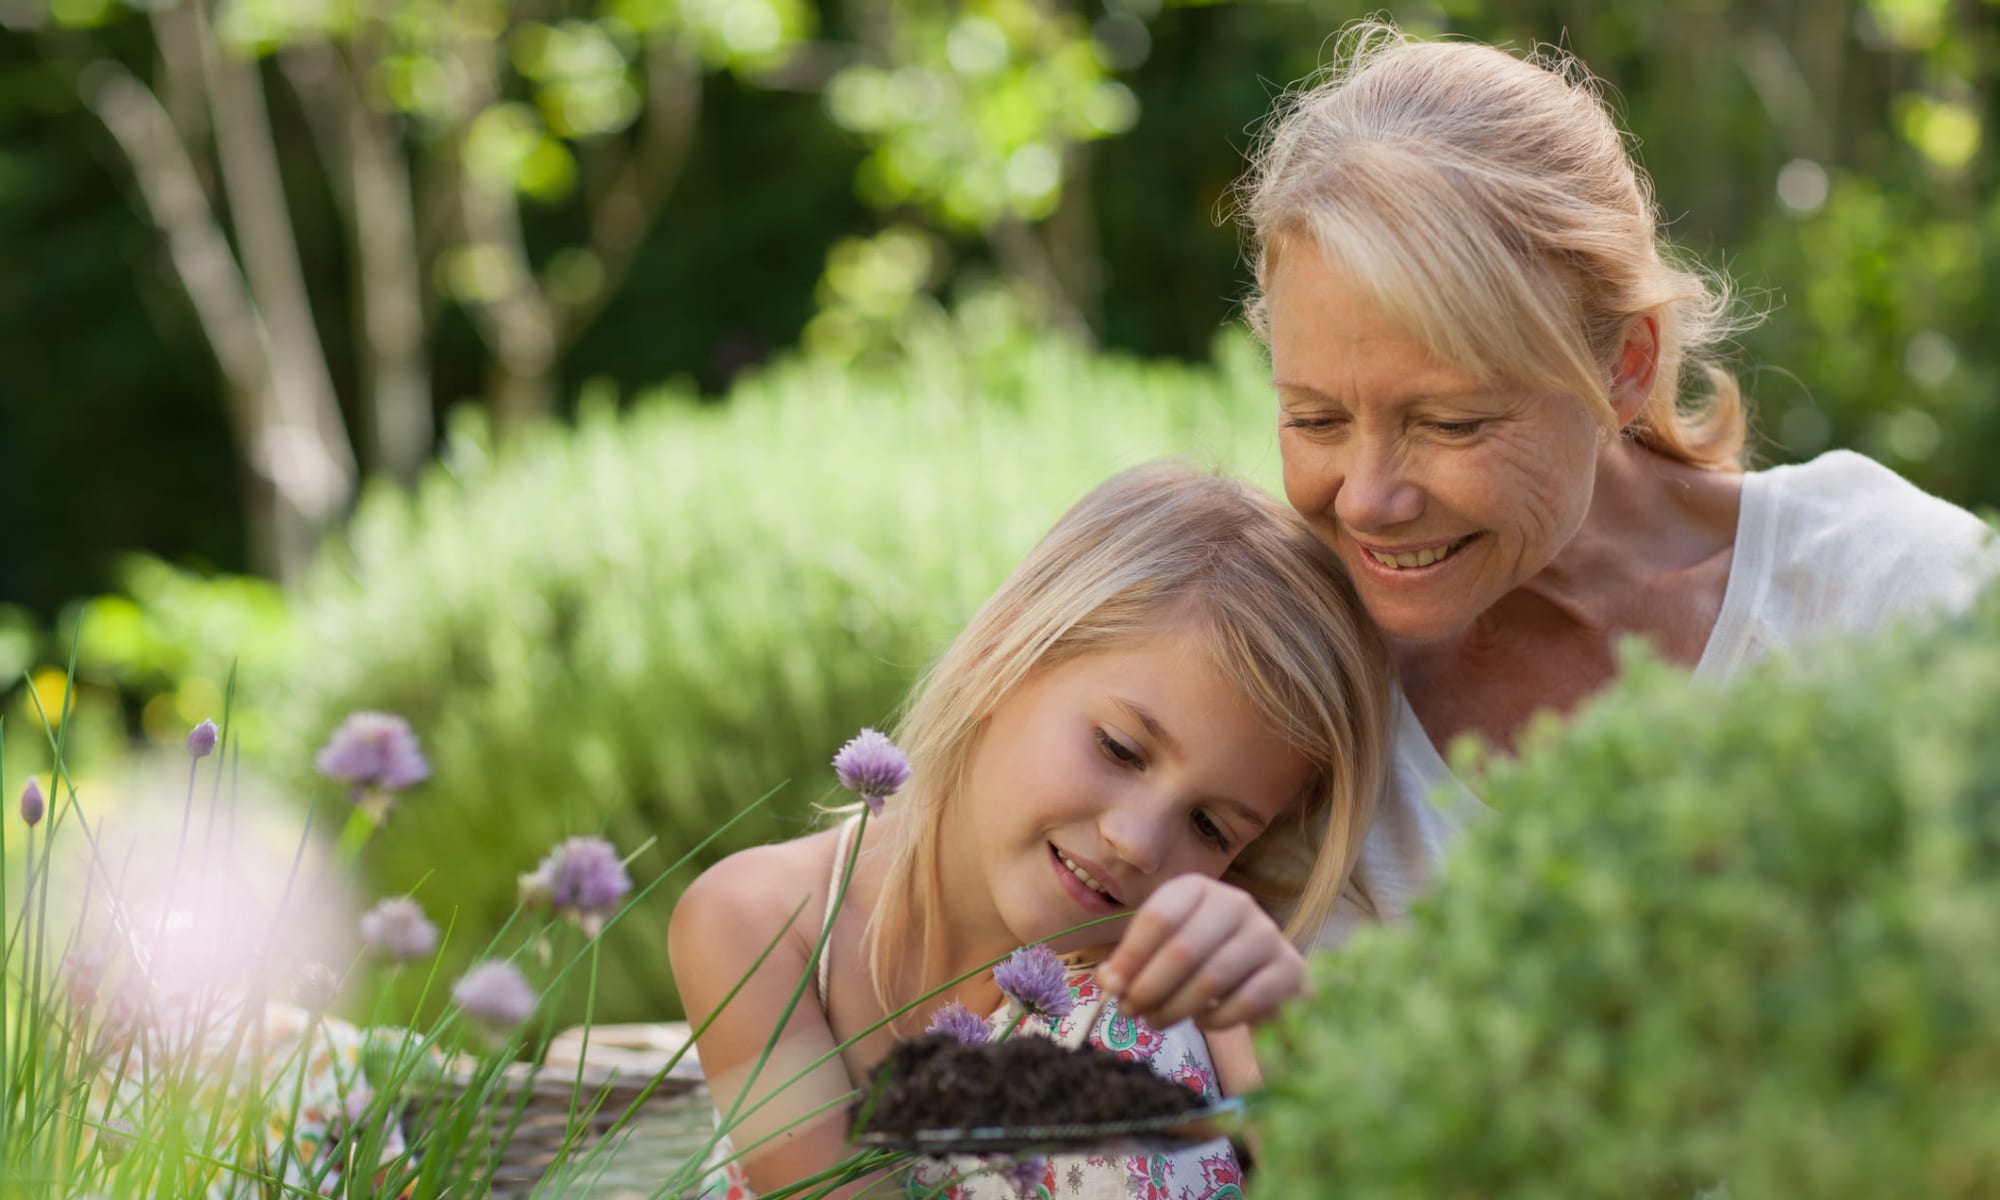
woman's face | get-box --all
[1268,248,1606,645]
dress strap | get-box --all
[818,816,862,1009]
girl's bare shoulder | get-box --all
[668,828,844,962]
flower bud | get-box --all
[293,961,342,1012]
[186,719,218,760]
[453,960,538,1031]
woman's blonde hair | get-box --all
[1238,22,1756,470]
[864,462,1391,1024]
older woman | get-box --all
[1237,24,1999,941]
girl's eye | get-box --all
[1192,810,1231,853]
[1094,728,1143,768]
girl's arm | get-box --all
[1204,1022,1270,1167]
[669,845,893,1197]
[1202,1024,1264,1097]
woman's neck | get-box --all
[1397,439,1741,751]
[1524,438,1741,624]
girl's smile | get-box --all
[1049,842,1124,912]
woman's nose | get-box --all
[1333,437,1424,532]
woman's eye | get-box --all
[1192,810,1231,853]
[1282,415,1347,435]
[1094,728,1143,768]
[1428,419,1486,438]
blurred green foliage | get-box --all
[1257,589,2000,1196]
[5,0,1997,615]
[23,324,1284,1024]
[3,0,1996,1034]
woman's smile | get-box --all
[1352,532,1479,573]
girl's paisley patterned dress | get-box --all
[704,973,1246,1200]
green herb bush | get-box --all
[88,331,1281,1025]
[1257,588,2000,1197]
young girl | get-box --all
[669,462,1391,1198]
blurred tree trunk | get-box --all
[559,35,705,352]
[452,31,558,436]
[82,58,350,586]
[449,30,707,435]
[280,43,434,485]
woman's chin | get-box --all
[1362,596,1483,646]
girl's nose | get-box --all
[1333,438,1425,532]
[1098,799,1169,876]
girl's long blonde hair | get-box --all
[863,462,1391,1023]
[1238,22,1757,470]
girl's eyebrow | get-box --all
[1113,697,1179,755]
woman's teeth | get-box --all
[1367,537,1466,570]
[1056,849,1111,898]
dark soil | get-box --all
[851,1034,1203,1135]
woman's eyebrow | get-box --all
[1272,380,1338,403]
[1274,379,1493,407]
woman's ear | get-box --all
[1609,314,1661,427]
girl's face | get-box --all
[954,623,1313,953]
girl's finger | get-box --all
[1112,893,1242,1019]
[1099,876,1205,996]
[1127,923,1276,1029]
[1198,953,1306,1030]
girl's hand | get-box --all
[1096,875,1306,1030]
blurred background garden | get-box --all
[0,0,1994,1030]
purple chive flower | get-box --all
[453,960,537,1030]
[294,961,342,1012]
[344,1086,374,1123]
[993,944,1073,1023]
[327,1087,376,1149]
[999,1155,1048,1198]
[315,711,430,794]
[187,718,218,760]
[832,728,911,815]
[925,1000,992,1045]
[359,896,439,962]
[517,836,632,937]
[96,1117,135,1166]
[19,778,44,827]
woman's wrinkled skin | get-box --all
[1269,246,1743,753]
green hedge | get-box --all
[1258,589,2000,1197]
[165,332,1284,1024]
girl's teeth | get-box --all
[1057,850,1108,896]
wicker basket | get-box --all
[443,1022,716,1199]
